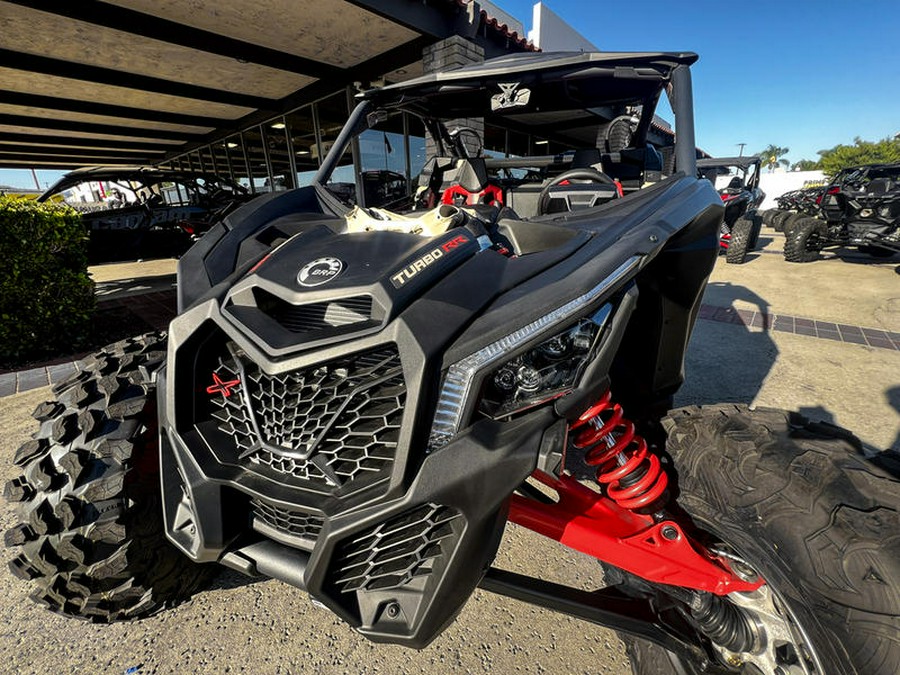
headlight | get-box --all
[477,311,608,419]
[427,255,641,451]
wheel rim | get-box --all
[804,229,822,252]
[707,546,828,675]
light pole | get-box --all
[737,142,746,157]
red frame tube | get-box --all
[508,472,762,596]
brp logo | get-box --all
[297,257,344,287]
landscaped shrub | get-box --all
[0,195,94,365]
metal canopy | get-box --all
[0,0,531,169]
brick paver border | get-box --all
[2,292,897,398]
[697,305,899,350]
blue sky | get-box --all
[2,0,898,189]
[503,0,900,163]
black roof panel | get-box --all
[39,165,245,200]
[696,156,761,169]
[362,51,698,116]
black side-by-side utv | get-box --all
[6,52,898,675]
[697,156,764,263]
[785,163,900,262]
[37,166,253,263]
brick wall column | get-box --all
[422,36,485,157]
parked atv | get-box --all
[6,52,898,675]
[757,186,820,241]
[786,163,900,262]
[37,166,253,263]
[774,185,825,217]
[697,157,764,263]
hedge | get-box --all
[0,195,94,365]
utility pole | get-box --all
[737,142,746,157]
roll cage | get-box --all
[311,52,700,211]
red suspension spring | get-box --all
[570,390,669,512]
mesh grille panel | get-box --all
[251,499,324,542]
[207,345,404,491]
[332,504,461,593]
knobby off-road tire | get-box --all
[621,405,899,675]
[780,212,807,238]
[600,115,633,153]
[760,209,779,227]
[3,333,216,622]
[784,217,825,262]
[771,210,793,232]
[725,218,753,264]
[746,212,763,251]
[725,213,763,264]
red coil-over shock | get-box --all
[507,388,762,595]
[570,389,668,512]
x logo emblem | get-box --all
[206,372,241,398]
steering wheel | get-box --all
[537,168,619,215]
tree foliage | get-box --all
[791,159,821,171]
[817,137,900,176]
[757,144,790,172]
[0,196,94,365]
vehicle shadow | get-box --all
[93,273,177,299]
[743,251,763,263]
[204,567,267,593]
[795,405,837,426]
[887,386,900,453]
[825,247,900,266]
[795,402,899,475]
[675,282,777,407]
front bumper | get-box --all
[156,298,551,647]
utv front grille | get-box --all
[222,289,384,351]
[332,504,461,593]
[251,499,324,544]
[207,345,405,492]
[257,291,375,334]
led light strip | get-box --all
[427,255,643,450]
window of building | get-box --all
[210,141,232,182]
[263,119,294,190]
[316,91,355,190]
[223,135,251,191]
[285,105,318,187]
[355,110,410,208]
[241,127,270,192]
[484,124,507,158]
[407,114,428,184]
[199,146,215,174]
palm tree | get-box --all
[757,144,790,172]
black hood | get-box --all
[220,226,479,355]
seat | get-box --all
[866,179,889,195]
[601,146,663,190]
[571,148,602,169]
[440,157,503,206]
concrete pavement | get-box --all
[0,230,898,674]
[679,231,899,452]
